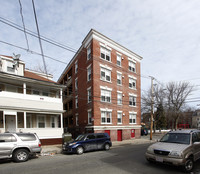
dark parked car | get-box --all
[63,133,112,155]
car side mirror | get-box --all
[157,139,160,142]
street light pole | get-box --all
[150,76,154,140]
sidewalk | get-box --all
[40,133,164,156]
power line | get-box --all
[18,0,29,50]
[31,0,47,75]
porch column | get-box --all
[24,112,27,129]
[16,113,18,129]
[61,113,63,129]
[23,83,26,95]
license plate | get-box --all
[156,156,163,162]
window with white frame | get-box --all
[75,96,78,108]
[129,113,136,124]
[75,78,78,91]
[117,92,122,105]
[128,60,136,72]
[76,114,79,126]
[88,110,92,124]
[87,87,92,103]
[75,61,78,74]
[101,89,111,103]
[100,47,111,61]
[101,110,112,124]
[129,78,136,89]
[117,73,122,85]
[87,65,91,81]
[50,116,57,128]
[117,55,121,66]
[37,115,45,128]
[117,112,122,124]
[100,67,111,82]
[129,95,136,106]
[87,46,91,60]
[7,61,15,73]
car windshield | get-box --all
[75,135,85,141]
[160,133,190,145]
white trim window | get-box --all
[100,47,111,62]
[117,73,122,85]
[7,61,15,73]
[101,89,111,103]
[50,116,57,128]
[76,114,79,126]
[129,78,136,89]
[88,110,92,124]
[87,87,92,103]
[129,60,136,73]
[75,78,78,91]
[75,96,78,108]
[101,111,112,124]
[117,92,122,105]
[117,55,121,66]
[100,67,111,82]
[37,115,45,128]
[87,65,92,81]
[87,46,91,60]
[129,95,136,106]
[75,61,78,74]
[129,113,136,124]
[117,112,122,124]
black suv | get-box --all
[63,133,112,155]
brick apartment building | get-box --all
[58,29,143,141]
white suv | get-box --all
[0,133,41,162]
[146,129,200,172]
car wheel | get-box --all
[13,149,29,162]
[104,143,110,150]
[76,146,84,155]
[183,158,194,172]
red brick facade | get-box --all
[58,29,142,141]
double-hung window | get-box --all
[87,65,92,81]
[101,110,112,124]
[7,61,15,73]
[87,87,92,103]
[75,96,78,108]
[117,92,122,105]
[75,61,78,74]
[129,78,136,89]
[117,55,121,66]
[88,110,92,124]
[117,112,122,124]
[128,60,136,73]
[101,89,111,103]
[100,47,111,61]
[129,113,136,124]
[37,115,45,128]
[75,78,78,91]
[117,73,122,85]
[100,67,111,82]
[87,46,91,60]
[129,95,136,106]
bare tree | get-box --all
[166,81,193,129]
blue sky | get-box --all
[0,0,200,108]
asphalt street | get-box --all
[0,143,200,174]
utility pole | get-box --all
[150,76,154,140]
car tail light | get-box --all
[38,143,41,147]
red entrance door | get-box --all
[117,130,122,141]
[105,130,110,137]
[131,129,135,138]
